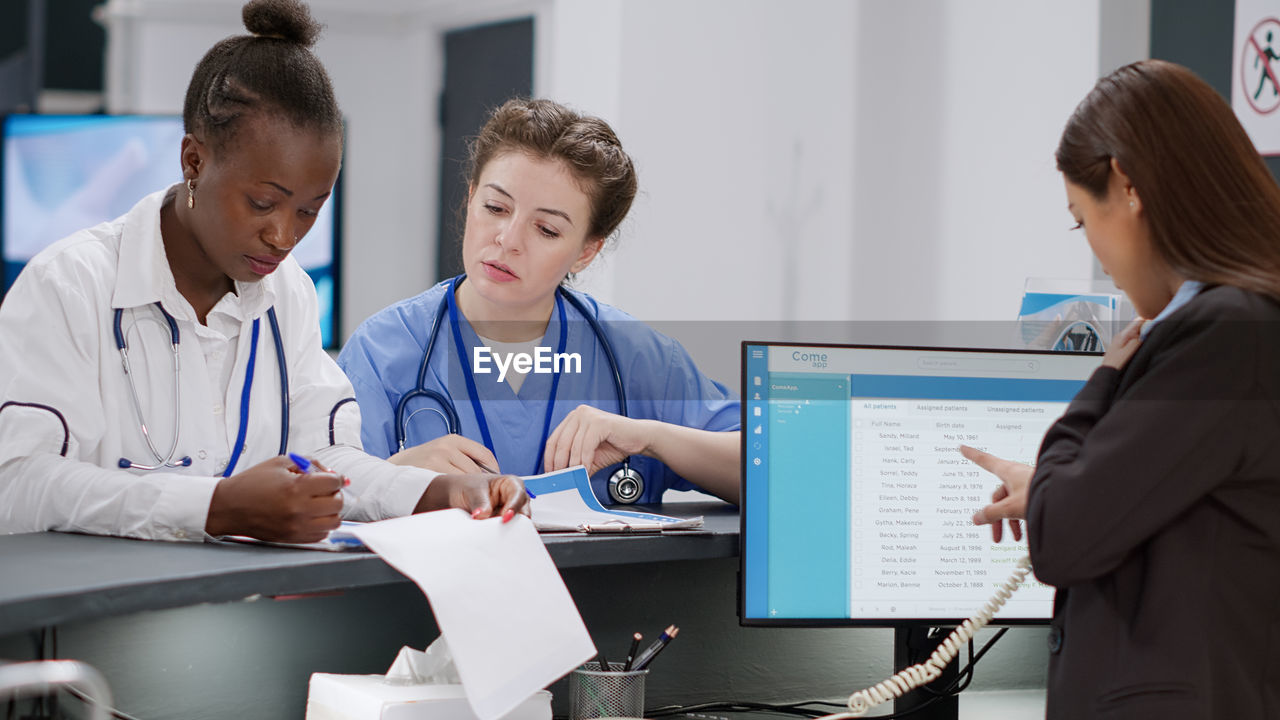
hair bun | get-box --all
[242,0,322,47]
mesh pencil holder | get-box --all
[568,662,647,719]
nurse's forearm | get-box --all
[642,424,740,504]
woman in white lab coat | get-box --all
[0,0,526,543]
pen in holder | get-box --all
[568,662,647,720]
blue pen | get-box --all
[290,452,350,487]
[290,452,353,517]
[288,452,311,473]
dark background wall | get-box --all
[1,0,105,92]
[1150,0,1280,179]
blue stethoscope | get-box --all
[113,302,289,477]
[394,274,645,503]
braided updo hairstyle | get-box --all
[467,98,637,241]
[182,0,342,151]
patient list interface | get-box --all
[742,344,1101,623]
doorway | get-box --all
[435,17,534,281]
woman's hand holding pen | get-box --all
[960,445,1033,543]
[415,473,530,522]
[390,434,500,474]
[543,404,652,475]
[205,455,346,543]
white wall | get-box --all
[582,1,858,325]
[559,1,1101,331]
[544,0,1103,382]
[100,0,1105,333]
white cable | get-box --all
[816,554,1034,719]
[0,660,114,720]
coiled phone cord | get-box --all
[818,554,1034,719]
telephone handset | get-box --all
[819,554,1035,719]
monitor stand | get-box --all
[892,625,959,720]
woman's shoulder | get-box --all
[1170,284,1280,330]
[1193,284,1280,314]
[18,219,125,300]
[25,187,172,294]
[561,288,674,347]
[346,281,451,345]
[561,287,638,322]
[1153,284,1280,373]
[557,287,723,385]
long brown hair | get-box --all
[1056,59,1280,298]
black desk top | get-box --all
[0,502,739,636]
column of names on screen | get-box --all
[847,396,1063,618]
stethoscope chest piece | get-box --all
[608,464,644,504]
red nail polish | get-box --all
[502,508,515,523]
[342,476,351,487]
[472,508,484,519]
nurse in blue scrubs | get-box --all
[338,98,740,504]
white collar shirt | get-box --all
[0,187,435,541]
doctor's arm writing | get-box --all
[543,405,741,504]
[205,455,345,543]
[305,386,525,522]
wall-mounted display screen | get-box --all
[1,114,341,346]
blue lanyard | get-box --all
[445,278,568,476]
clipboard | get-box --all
[523,466,704,533]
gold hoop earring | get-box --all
[186,179,196,209]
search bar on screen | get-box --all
[917,356,1040,374]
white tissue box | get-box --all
[305,674,552,720]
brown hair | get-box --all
[466,98,637,241]
[1056,59,1280,298]
[183,0,342,151]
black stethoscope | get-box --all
[394,274,644,504]
[113,302,289,477]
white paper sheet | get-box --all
[352,511,594,720]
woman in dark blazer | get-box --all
[962,59,1280,719]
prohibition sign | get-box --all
[1242,17,1280,115]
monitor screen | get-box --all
[740,342,1102,626]
[0,114,341,347]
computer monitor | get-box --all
[739,341,1102,626]
[0,114,342,347]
